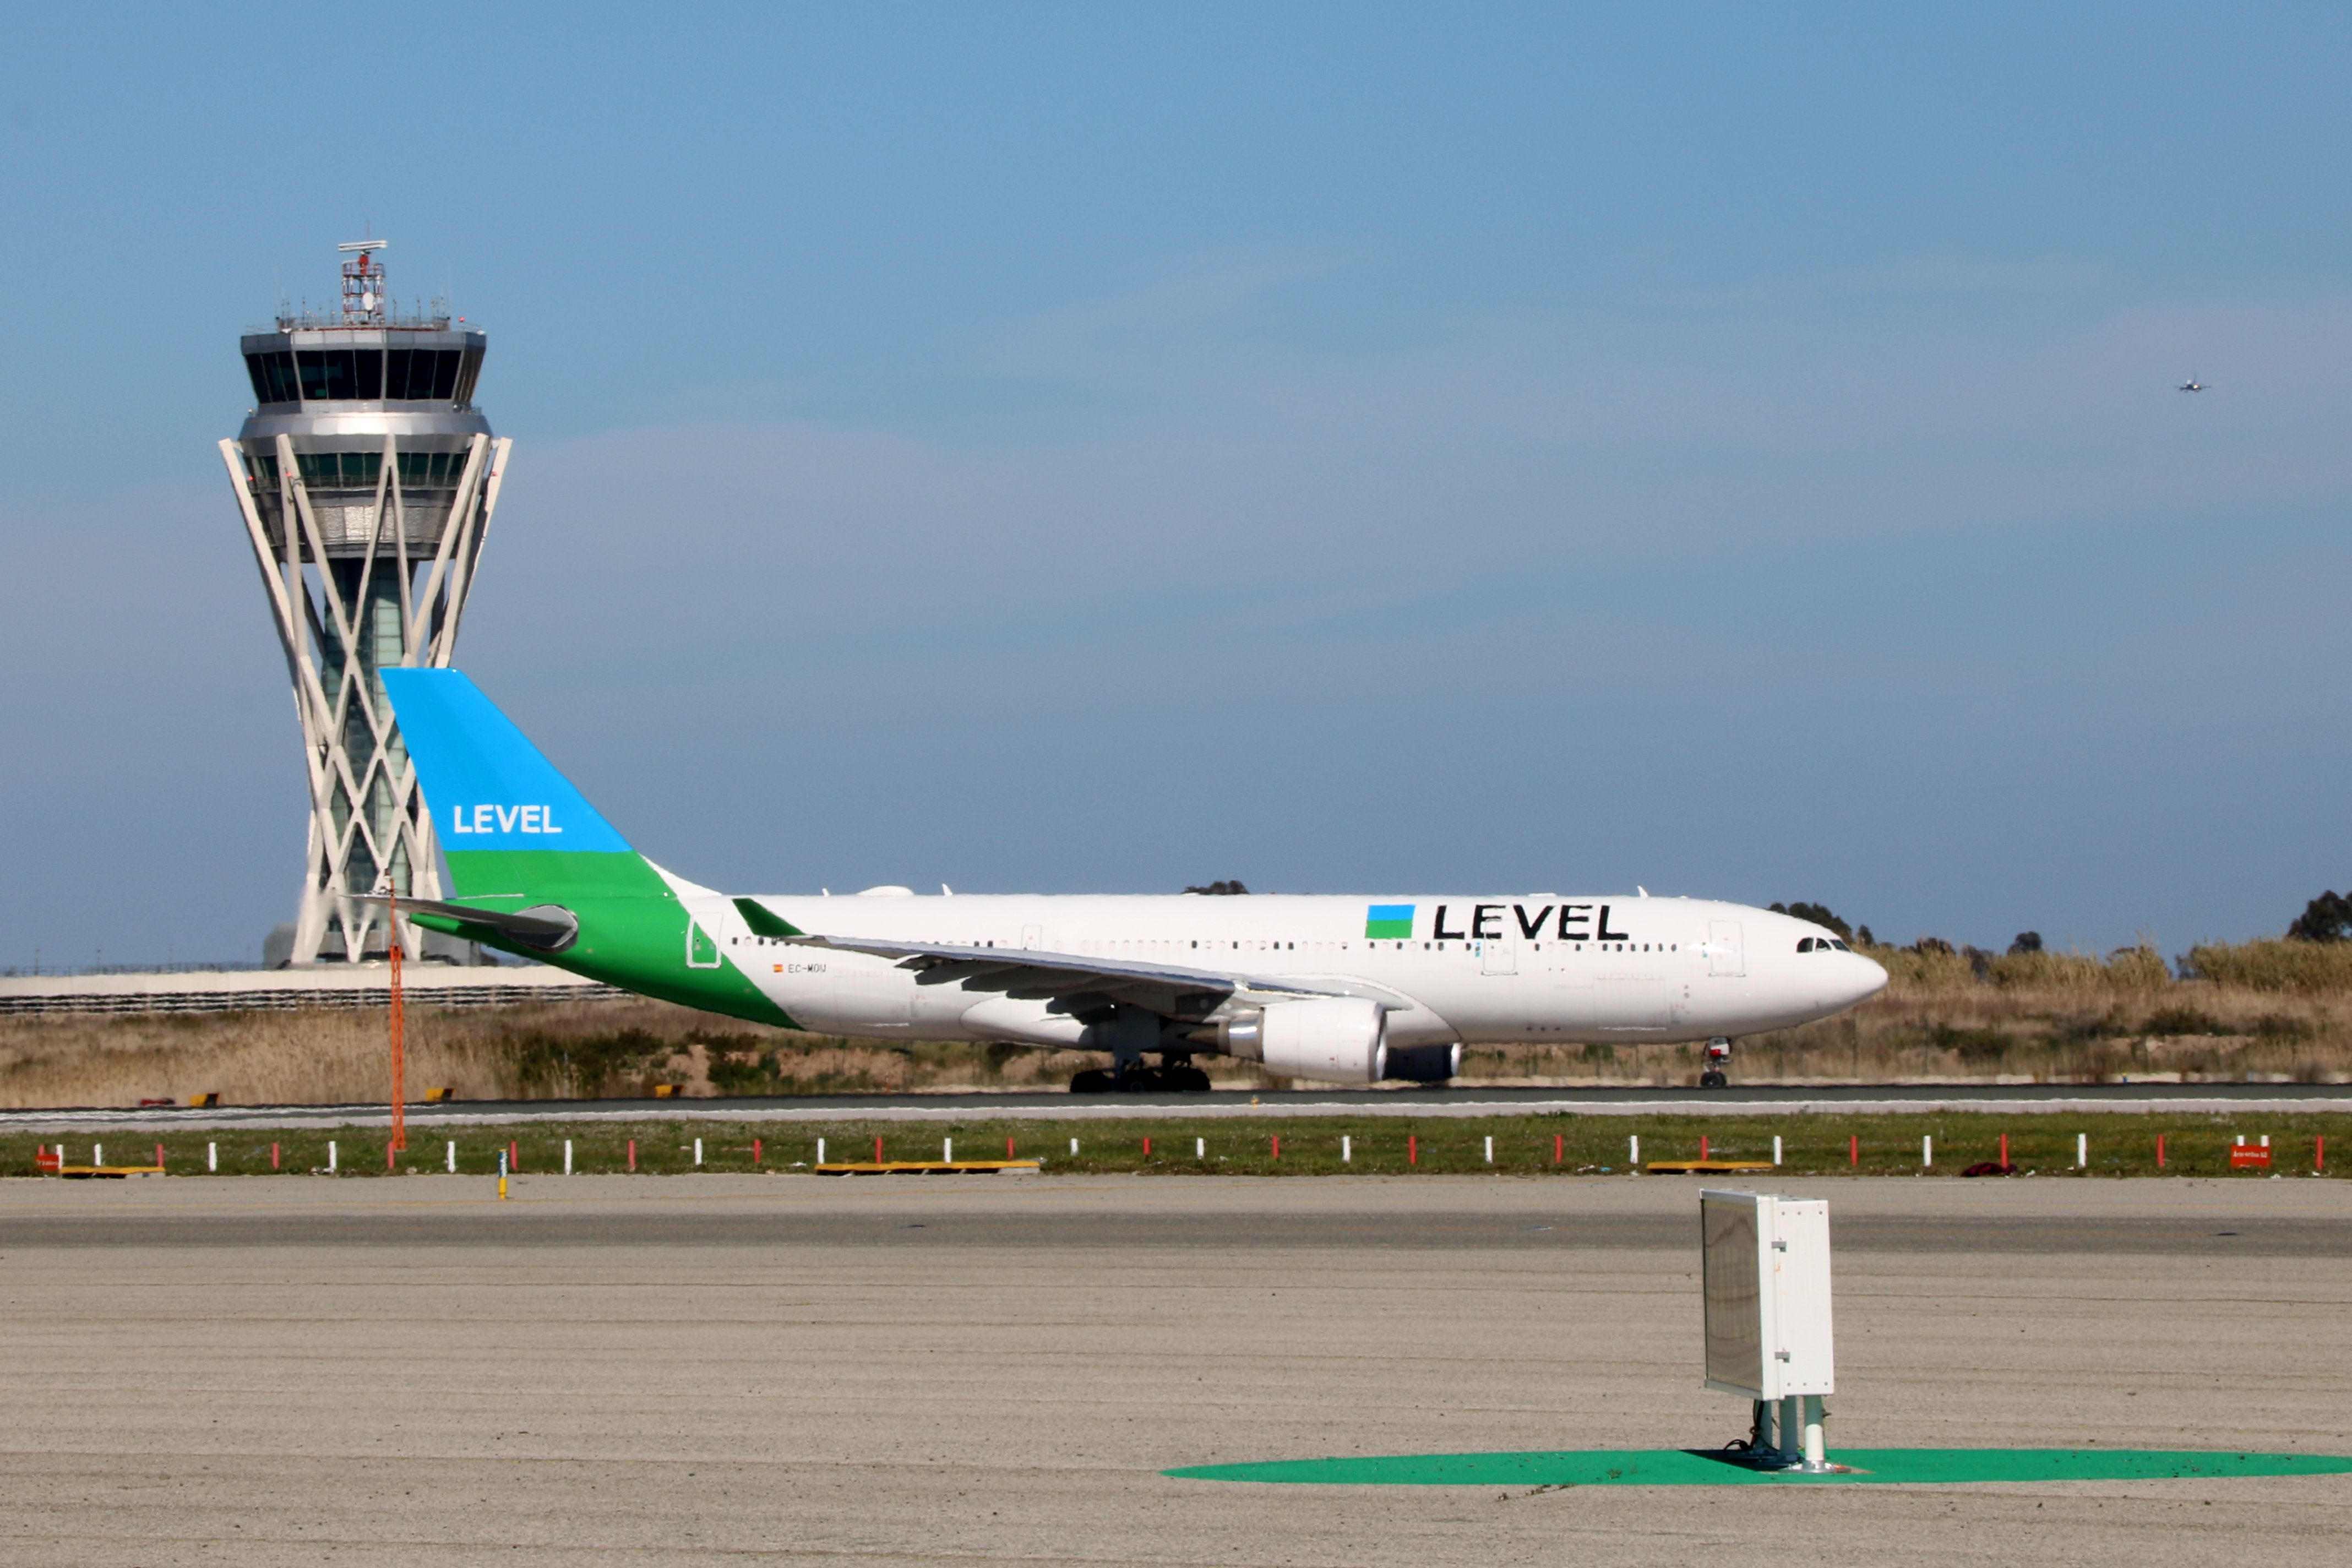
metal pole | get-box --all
[1801,1395,1828,1469]
[387,885,406,1152]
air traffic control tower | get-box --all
[219,241,512,966]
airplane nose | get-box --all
[1849,952,1890,1004]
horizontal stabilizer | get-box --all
[358,895,578,952]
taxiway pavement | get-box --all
[1,1175,2346,1566]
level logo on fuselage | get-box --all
[1369,902,1636,942]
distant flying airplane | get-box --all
[2177,378,2208,392]
[371,669,1890,1091]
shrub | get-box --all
[499,1027,673,1096]
[2287,891,2352,943]
[2188,938,2352,993]
[1987,950,2110,990]
[1877,944,1977,990]
[1929,1025,2012,1064]
[2104,945,2173,990]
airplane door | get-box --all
[1708,920,1744,977]
[686,906,722,969]
[1482,928,1517,975]
[1021,924,1043,951]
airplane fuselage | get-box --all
[704,890,1886,1050]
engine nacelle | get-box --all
[1224,997,1388,1085]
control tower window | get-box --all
[295,451,384,487]
[453,346,484,407]
[352,349,383,400]
[244,350,299,405]
[382,347,461,401]
[296,349,361,401]
[395,450,464,487]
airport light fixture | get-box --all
[1701,1189,1836,1470]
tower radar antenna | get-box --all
[337,238,390,325]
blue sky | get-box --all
[2,4,2347,966]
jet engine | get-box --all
[1217,997,1389,1085]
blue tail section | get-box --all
[380,669,633,854]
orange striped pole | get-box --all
[386,887,406,1153]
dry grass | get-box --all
[2188,938,2352,993]
[9,939,2352,1106]
[1865,942,2174,992]
[0,998,1299,1109]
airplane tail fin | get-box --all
[379,668,794,1027]
[379,668,637,895]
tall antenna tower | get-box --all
[219,240,513,965]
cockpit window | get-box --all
[1799,936,1854,954]
[1798,938,1815,952]
[1830,939,1852,952]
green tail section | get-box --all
[379,669,796,1028]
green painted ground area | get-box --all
[1165,1448,2352,1487]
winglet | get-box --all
[733,897,803,938]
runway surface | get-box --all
[4,1078,2348,1133]
[2,1175,2348,1565]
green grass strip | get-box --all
[6,1109,2345,1179]
[1165,1447,2352,1486]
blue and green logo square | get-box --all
[1364,903,1415,939]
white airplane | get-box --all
[2177,378,2208,391]
[376,671,1889,1091]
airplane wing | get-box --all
[734,897,1421,1020]
[781,932,1299,1016]
[774,928,1411,1020]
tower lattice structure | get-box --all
[219,239,513,965]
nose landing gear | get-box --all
[1699,1037,1733,1089]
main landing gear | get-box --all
[1700,1037,1733,1089]
[1069,1054,1213,1095]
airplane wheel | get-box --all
[1163,1064,1212,1093]
[1070,1068,1115,1094]
[1700,1070,1728,1088]
[1115,1066,1163,1093]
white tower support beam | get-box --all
[220,433,511,964]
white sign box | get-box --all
[1700,1190,1834,1401]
